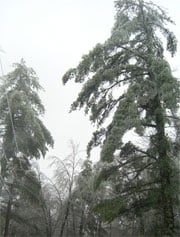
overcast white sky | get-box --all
[0,0,180,175]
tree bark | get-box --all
[3,184,13,237]
[79,208,85,237]
[155,95,175,236]
[59,199,70,237]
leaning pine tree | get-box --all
[0,59,54,237]
[62,0,180,236]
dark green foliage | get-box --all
[94,197,125,222]
[0,59,54,161]
[63,0,180,235]
[0,59,54,237]
[94,164,119,190]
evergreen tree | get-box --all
[62,0,180,236]
[0,59,53,161]
[4,164,45,237]
[74,159,107,237]
[0,59,54,237]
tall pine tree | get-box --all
[0,59,54,237]
[62,0,179,236]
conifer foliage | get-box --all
[63,0,180,236]
[0,59,54,237]
[0,59,53,160]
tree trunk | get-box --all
[155,95,175,236]
[59,200,70,237]
[79,209,85,237]
[71,204,76,237]
[3,184,13,237]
